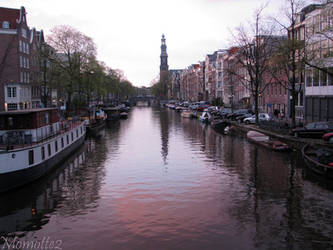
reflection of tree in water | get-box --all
[0,138,109,245]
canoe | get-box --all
[302,144,333,178]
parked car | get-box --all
[189,104,199,110]
[235,112,254,123]
[220,108,232,118]
[227,109,252,120]
[197,101,210,111]
[291,121,333,138]
[244,113,270,124]
[323,132,333,143]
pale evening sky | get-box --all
[2,0,313,87]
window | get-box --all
[20,72,23,82]
[61,137,64,148]
[20,56,23,68]
[7,103,17,111]
[19,41,22,52]
[26,44,29,54]
[321,70,327,86]
[29,150,34,165]
[76,129,78,138]
[55,141,58,152]
[313,68,319,86]
[7,87,16,98]
[7,87,11,98]
[2,21,10,29]
[306,68,312,87]
[71,132,73,141]
[41,146,45,160]
[27,59,29,69]
[48,144,51,156]
[66,135,69,144]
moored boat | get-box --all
[247,131,289,151]
[181,109,192,118]
[86,109,107,137]
[302,144,333,178]
[120,112,128,119]
[0,108,86,192]
[199,110,212,123]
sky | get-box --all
[1,0,313,87]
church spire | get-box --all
[160,34,168,71]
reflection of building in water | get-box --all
[158,109,170,164]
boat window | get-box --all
[76,129,79,138]
[55,141,58,152]
[48,144,51,156]
[80,126,82,134]
[29,150,34,165]
[61,138,64,148]
[66,135,69,144]
[41,146,45,160]
[71,132,73,141]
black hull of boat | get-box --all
[86,120,106,137]
[302,144,333,178]
[0,136,85,193]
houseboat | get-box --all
[0,108,86,192]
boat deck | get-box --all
[0,120,83,151]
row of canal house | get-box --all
[168,2,333,123]
[0,6,57,112]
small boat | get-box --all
[103,106,121,121]
[86,109,107,137]
[0,108,86,192]
[120,112,128,119]
[199,110,212,123]
[181,110,192,118]
[211,119,229,134]
[247,131,289,151]
[302,144,333,178]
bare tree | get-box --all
[47,25,97,114]
[271,0,306,128]
[228,6,277,124]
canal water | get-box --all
[1,107,333,250]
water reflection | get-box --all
[0,136,109,246]
[1,107,333,249]
[158,108,170,164]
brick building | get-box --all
[0,7,40,111]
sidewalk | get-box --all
[226,121,333,151]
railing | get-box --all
[0,120,83,151]
[259,120,291,135]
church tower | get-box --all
[160,34,168,71]
[159,34,169,99]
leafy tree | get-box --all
[47,25,97,113]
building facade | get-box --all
[0,6,49,112]
[301,2,333,122]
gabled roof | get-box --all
[0,7,21,29]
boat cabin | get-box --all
[0,108,60,145]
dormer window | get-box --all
[2,21,10,29]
